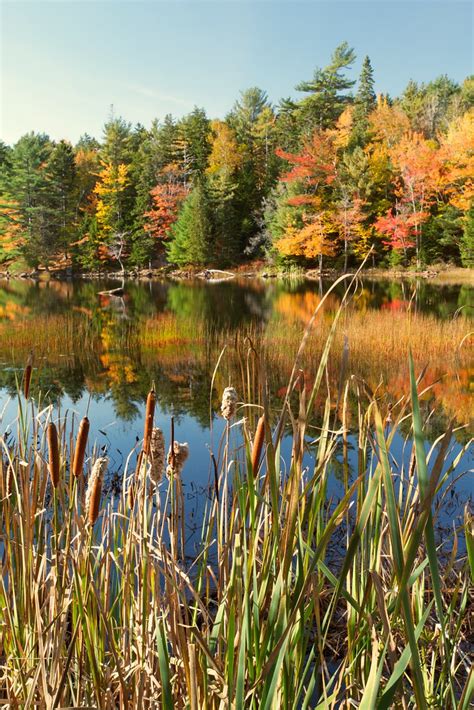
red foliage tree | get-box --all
[375,206,416,258]
[144,167,189,249]
[276,130,337,189]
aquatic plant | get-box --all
[0,285,472,708]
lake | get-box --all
[0,274,472,552]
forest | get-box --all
[1,43,473,272]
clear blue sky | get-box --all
[1,0,472,145]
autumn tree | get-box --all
[93,161,130,265]
[440,109,474,213]
[389,132,442,266]
[142,166,189,263]
[275,204,337,270]
[269,129,339,267]
[375,204,416,263]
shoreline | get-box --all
[1,264,472,286]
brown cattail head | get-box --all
[143,386,156,454]
[251,415,266,477]
[149,427,165,485]
[166,441,189,477]
[86,457,108,525]
[221,387,238,421]
[47,422,60,488]
[127,482,135,509]
[23,355,33,400]
[72,416,90,478]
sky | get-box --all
[1,0,472,145]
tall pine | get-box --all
[349,56,376,148]
[167,180,212,266]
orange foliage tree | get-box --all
[439,109,474,212]
[143,167,189,256]
[389,132,442,266]
[273,130,339,268]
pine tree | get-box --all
[167,180,212,266]
[460,203,474,267]
[0,132,55,265]
[209,173,241,266]
[349,56,376,148]
[295,42,356,133]
[177,108,211,179]
[47,140,77,257]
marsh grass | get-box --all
[0,278,472,708]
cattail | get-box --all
[85,457,108,525]
[149,427,165,484]
[72,416,90,478]
[143,386,156,454]
[47,422,60,488]
[166,441,189,477]
[23,355,33,399]
[251,415,266,477]
[221,386,238,421]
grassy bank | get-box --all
[0,283,472,708]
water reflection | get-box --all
[0,276,472,434]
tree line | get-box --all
[1,43,473,272]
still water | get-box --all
[0,275,472,548]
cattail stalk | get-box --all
[143,386,156,454]
[221,387,238,421]
[149,427,165,485]
[166,441,189,477]
[72,416,89,478]
[251,415,266,477]
[23,356,33,400]
[47,422,60,488]
[86,457,108,525]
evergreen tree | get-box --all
[227,89,279,250]
[177,108,211,178]
[460,203,474,267]
[101,113,133,166]
[0,132,55,265]
[209,173,241,265]
[47,140,77,257]
[295,42,356,133]
[349,56,376,148]
[167,180,212,266]
[76,134,100,152]
[130,116,182,264]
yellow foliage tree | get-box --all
[276,210,336,270]
[206,121,245,176]
[440,109,474,212]
[94,161,130,237]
